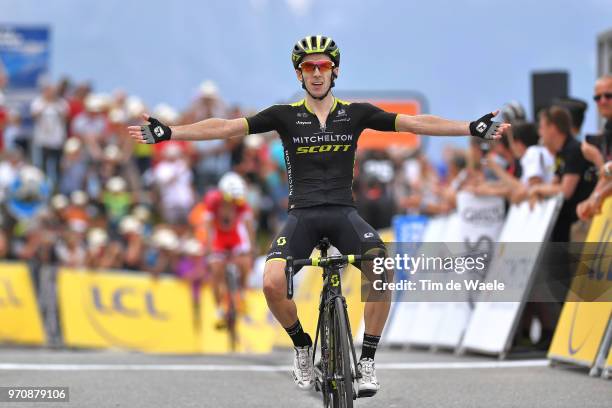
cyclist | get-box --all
[202,172,255,326]
[128,34,508,397]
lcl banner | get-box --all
[548,198,612,368]
[0,262,46,345]
[58,268,198,353]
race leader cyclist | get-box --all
[128,35,508,397]
[203,172,255,327]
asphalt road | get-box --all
[0,347,610,408]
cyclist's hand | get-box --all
[127,113,172,144]
[469,110,509,140]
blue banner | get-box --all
[0,25,50,90]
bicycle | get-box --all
[285,237,380,408]
[212,256,241,351]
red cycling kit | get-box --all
[203,189,252,255]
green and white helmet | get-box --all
[291,35,340,69]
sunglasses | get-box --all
[593,92,612,102]
[298,60,335,73]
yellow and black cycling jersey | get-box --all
[246,98,398,210]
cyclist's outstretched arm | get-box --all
[396,110,510,140]
[127,113,247,144]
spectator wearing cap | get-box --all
[187,81,231,193]
[3,110,29,155]
[175,237,207,306]
[64,190,90,233]
[59,138,88,196]
[55,229,87,268]
[118,215,145,271]
[85,227,122,270]
[67,82,91,128]
[147,227,180,276]
[72,93,110,161]
[30,83,69,186]
[102,176,132,233]
[152,144,195,225]
[529,106,597,241]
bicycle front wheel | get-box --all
[330,296,354,408]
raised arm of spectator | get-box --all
[529,174,579,200]
[581,141,604,168]
[128,113,246,144]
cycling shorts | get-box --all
[265,204,386,272]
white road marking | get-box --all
[0,360,549,371]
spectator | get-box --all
[30,83,69,186]
[118,215,145,271]
[552,97,588,138]
[485,122,554,203]
[583,75,612,169]
[59,138,88,196]
[102,176,132,232]
[55,229,87,268]
[86,227,122,270]
[67,82,91,128]
[175,237,207,305]
[152,144,195,225]
[147,227,180,276]
[72,93,110,161]
[577,161,612,220]
[528,107,596,242]
[3,110,27,153]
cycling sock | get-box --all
[285,320,312,348]
[360,333,381,360]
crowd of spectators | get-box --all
[0,69,611,288]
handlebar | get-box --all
[285,254,378,299]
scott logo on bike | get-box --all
[330,275,340,287]
[277,236,287,246]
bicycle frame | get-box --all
[285,238,363,405]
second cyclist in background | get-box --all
[203,172,255,328]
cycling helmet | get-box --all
[218,172,247,201]
[291,35,340,69]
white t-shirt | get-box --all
[30,97,69,149]
[71,112,107,139]
[153,159,195,209]
[520,145,555,185]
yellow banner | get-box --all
[58,268,198,353]
[548,199,612,366]
[0,263,45,345]
[199,287,277,353]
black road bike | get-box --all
[285,238,379,408]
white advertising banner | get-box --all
[459,195,563,357]
[430,192,506,349]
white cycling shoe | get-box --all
[357,358,380,397]
[292,345,315,390]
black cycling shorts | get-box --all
[265,205,386,272]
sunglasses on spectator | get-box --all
[298,60,335,73]
[593,92,612,102]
